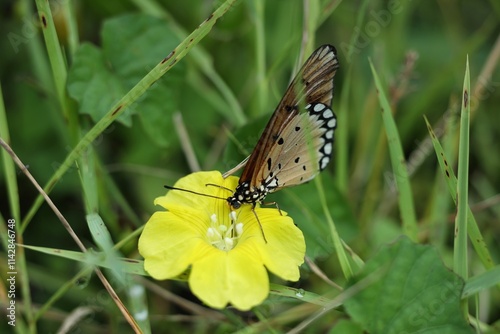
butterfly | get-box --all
[224,44,339,209]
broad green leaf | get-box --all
[101,14,178,84]
[329,319,364,334]
[68,13,183,146]
[344,237,472,334]
[68,43,129,125]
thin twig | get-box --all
[57,306,94,334]
[304,256,342,290]
[0,137,143,334]
[0,138,87,251]
[173,112,201,172]
[203,123,230,170]
[299,0,310,66]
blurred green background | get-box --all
[0,0,499,332]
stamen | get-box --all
[229,211,237,221]
[224,237,234,248]
[206,211,243,251]
[235,223,243,236]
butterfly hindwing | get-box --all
[243,45,338,190]
[226,44,339,208]
[257,102,337,192]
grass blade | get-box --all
[424,118,495,272]
[0,83,20,222]
[462,265,500,299]
[369,60,418,242]
[454,58,471,318]
[21,245,148,276]
[336,66,351,193]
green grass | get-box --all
[1,0,499,333]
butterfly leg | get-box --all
[251,204,268,243]
[261,201,283,216]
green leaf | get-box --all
[67,13,184,145]
[344,237,472,334]
[22,244,148,276]
[101,14,176,84]
[87,213,115,252]
[86,213,131,284]
[0,83,20,222]
[462,265,500,299]
[329,319,364,334]
[424,117,495,272]
[454,57,470,280]
[369,60,418,242]
[68,43,129,124]
[268,283,330,306]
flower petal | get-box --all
[155,171,239,213]
[139,170,306,311]
[139,211,208,279]
[253,209,306,281]
[189,245,269,311]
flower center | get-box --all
[206,211,243,251]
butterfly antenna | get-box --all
[205,183,234,193]
[164,185,227,201]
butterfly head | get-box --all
[227,196,242,209]
[226,181,269,210]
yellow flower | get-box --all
[138,171,306,310]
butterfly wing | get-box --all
[239,44,339,192]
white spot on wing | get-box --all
[325,129,334,139]
[327,118,337,128]
[314,104,325,112]
[321,157,330,169]
[323,108,334,119]
[323,143,332,155]
[267,178,278,188]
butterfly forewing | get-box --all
[227,44,339,207]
